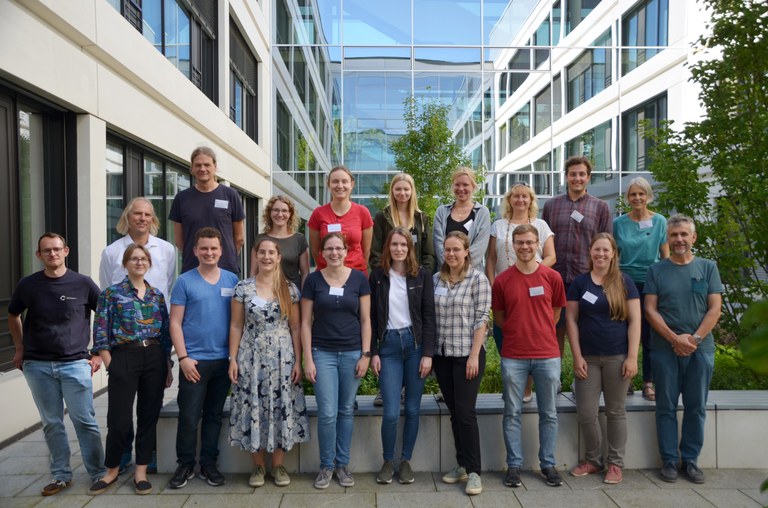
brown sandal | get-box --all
[642,384,656,401]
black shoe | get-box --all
[660,462,678,483]
[200,464,226,486]
[504,467,522,487]
[541,467,563,487]
[169,464,195,489]
[682,462,705,484]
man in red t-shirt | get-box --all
[492,224,566,489]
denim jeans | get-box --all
[378,327,426,462]
[501,357,560,469]
[23,359,105,482]
[176,359,230,467]
[652,346,714,465]
[312,349,362,469]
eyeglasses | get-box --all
[40,247,64,255]
[323,247,346,252]
[128,257,149,264]
[272,209,290,215]
[513,240,538,247]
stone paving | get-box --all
[1,388,766,507]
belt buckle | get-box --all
[141,339,150,347]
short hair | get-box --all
[326,165,355,185]
[190,146,217,165]
[262,195,299,233]
[451,166,478,189]
[625,176,654,202]
[122,243,153,268]
[564,156,592,176]
[321,231,348,250]
[380,227,419,277]
[499,182,539,220]
[116,197,160,236]
[387,173,420,229]
[194,227,222,246]
[512,223,539,241]
[37,232,67,252]
[667,214,696,234]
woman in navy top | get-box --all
[565,233,640,485]
[300,232,371,490]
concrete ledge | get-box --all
[157,391,768,473]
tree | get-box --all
[390,95,473,217]
[647,0,768,338]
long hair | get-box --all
[589,233,628,321]
[387,174,420,229]
[499,183,539,221]
[381,227,419,277]
[262,195,300,233]
[439,231,472,283]
[116,197,160,236]
[253,238,293,321]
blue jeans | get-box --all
[23,360,105,482]
[501,357,560,469]
[313,349,362,469]
[378,327,426,462]
[652,346,714,465]
[176,359,230,467]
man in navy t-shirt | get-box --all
[168,227,238,489]
[8,233,106,497]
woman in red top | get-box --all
[308,166,374,274]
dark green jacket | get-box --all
[369,206,435,273]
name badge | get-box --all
[582,291,598,304]
[412,234,418,244]
[327,223,342,233]
[434,287,448,296]
[464,219,474,232]
[570,210,584,223]
[329,287,344,296]
[251,295,268,308]
[529,286,545,297]
[214,199,229,209]
[221,288,234,297]
[639,220,653,230]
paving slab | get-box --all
[156,473,255,494]
[468,490,523,507]
[0,441,55,459]
[0,474,43,497]
[334,472,437,492]
[183,493,284,507]
[562,468,659,490]
[36,494,97,508]
[16,472,108,497]
[605,488,721,507]
[0,498,41,508]
[741,488,768,507]
[278,492,376,508]
[512,488,617,508]
[0,456,78,476]
[85,494,188,508]
[376,491,473,508]
[693,488,763,507]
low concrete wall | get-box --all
[156,390,768,473]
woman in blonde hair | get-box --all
[255,195,309,289]
[228,238,309,488]
[433,167,490,271]
[370,173,435,273]
[566,233,640,485]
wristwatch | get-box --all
[361,351,372,358]
[692,334,703,345]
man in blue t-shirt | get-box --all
[644,215,723,485]
[168,227,238,489]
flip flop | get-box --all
[642,384,656,401]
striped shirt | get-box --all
[432,268,491,357]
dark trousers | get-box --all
[105,345,167,468]
[175,359,230,467]
[433,349,486,475]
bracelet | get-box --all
[178,355,188,362]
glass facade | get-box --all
[273,0,674,214]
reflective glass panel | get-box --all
[413,0,480,45]
[342,0,411,45]
[105,141,124,246]
[19,107,47,275]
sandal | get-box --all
[642,383,656,401]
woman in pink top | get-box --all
[308,166,374,274]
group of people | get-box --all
[8,148,722,498]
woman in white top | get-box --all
[486,183,555,401]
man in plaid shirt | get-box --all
[542,156,612,365]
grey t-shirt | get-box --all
[255,233,308,289]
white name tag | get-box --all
[464,219,474,232]
[412,234,418,244]
[327,223,342,233]
[582,291,598,304]
[214,199,229,209]
[329,287,344,296]
[639,220,653,230]
[570,210,584,223]
[434,287,448,296]
[221,288,234,297]
[251,295,268,308]
[529,286,545,297]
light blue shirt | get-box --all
[613,213,667,284]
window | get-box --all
[622,92,667,172]
[507,49,531,98]
[622,0,669,75]
[565,119,614,181]
[567,30,612,111]
[230,20,258,141]
[509,104,530,152]
[108,0,217,102]
[499,123,507,157]
[534,85,551,135]
[533,152,553,195]
[567,0,601,34]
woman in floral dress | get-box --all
[228,238,309,487]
